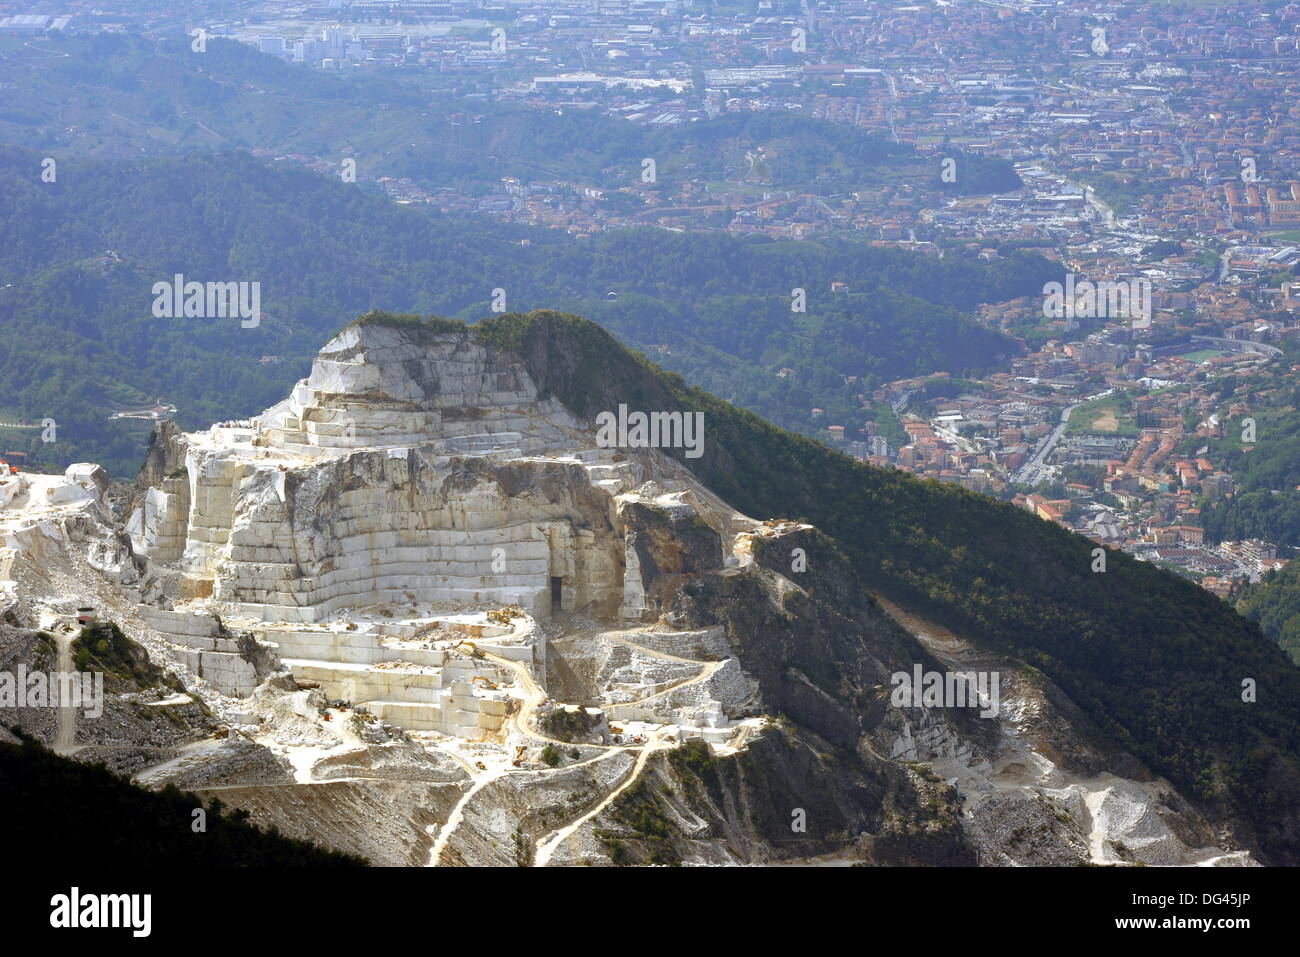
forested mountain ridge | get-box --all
[1178,353,1300,662]
[0,146,1055,475]
[1171,336,1300,549]
[0,32,1019,198]
[1199,381,1300,548]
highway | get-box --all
[1012,402,1079,486]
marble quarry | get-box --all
[2,318,1257,868]
[1,319,766,747]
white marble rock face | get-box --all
[255,324,582,454]
[134,322,636,622]
[114,320,757,730]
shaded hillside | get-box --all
[1197,357,1300,547]
[390,106,1021,196]
[0,732,366,866]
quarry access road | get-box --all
[612,628,717,666]
[454,642,599,749]
[188,774,419,792]
[428,745,638,866]
[532,737,670,867]
[426,633,733,863]
[610,629,728,699]
[420,746,478,778]
[428,773,497,866]
[132,738,234,786]
[609,657,725,711]
[52,631,77,752]
[451,637,724,749]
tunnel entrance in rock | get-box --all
[550,576,564,611]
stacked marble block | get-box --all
[138,607,261,696]
[262,624,525,736]
[621,627,731,661]
[126,321,663,622]
[620,539,650,621]
[172,441,625,622]
[124,323,635,720]
[126,472,190,566]
[177,448,255,599]
[215,506,577,624]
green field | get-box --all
[1066,395,1138,436]
[1176,348,1226,364]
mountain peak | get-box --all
[222,311,587,458]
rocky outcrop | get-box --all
[125,321,642,627]
[135,420,189,491]
[668,525,958,752]
[619,499,722,620]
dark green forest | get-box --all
[0,147,1055,475]
[1237,561,1300,666]
[1199,369,1300,547]
[0,32,1019,199]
